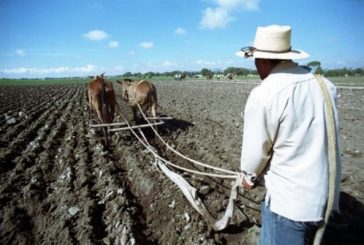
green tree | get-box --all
[224,67,256,76]
[307,61,322,74]
[123,72,132,77]
[201,68,213,79]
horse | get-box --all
[116,79,157,123]
[87,73,116,145]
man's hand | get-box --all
[241,177,255,190]
[240,171,257,191]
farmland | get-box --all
[1,77,364,244]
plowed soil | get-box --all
[1,79,363,244]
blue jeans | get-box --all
[260,201,320,245]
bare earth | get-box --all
[0,79,363,244]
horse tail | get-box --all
[99,79,108,123]
[99,79,110,146]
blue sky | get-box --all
[1,0,363,78]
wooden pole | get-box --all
[147,116,173,120]
[90,117,172,128]
[89,122,128,128]
[108,121,165,132]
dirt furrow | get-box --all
[112,134,218,244]
[0,96,54,145]
[0,87,70,142]
[30,86,91,244]
[0,86,76,173]
[0,86,80,244]
[0,85,62,124]
[84,106,155,243]
[63,86,107,244]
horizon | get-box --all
[2,66,363,81]
[1,0,364,78]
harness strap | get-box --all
[313,75,338,245]
[157,159,243,231]
[137,80,145,85]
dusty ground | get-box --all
[0,79,363,244]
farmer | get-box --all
[236,25,342,245]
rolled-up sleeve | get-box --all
[240,87,273,176]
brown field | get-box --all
[1,79,363,244]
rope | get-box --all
[118,110,237,179]
[313,75,338,245]
[114,98,247,231]
[132,117,244,231]
[135,102,239,176]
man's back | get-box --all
[240,60,341,221]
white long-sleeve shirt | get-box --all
[240,61,341,222]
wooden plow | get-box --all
[89,116,173,132]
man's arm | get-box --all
[240,88,273,188]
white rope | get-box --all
[135,102,239,176]
[120,113,237,179]
[133,118,244,231]
[313,75,338,245]
[115,102,247,231]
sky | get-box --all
[1,0,363,78]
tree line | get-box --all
[121,67,258,79]
[305,61,364,76]
[121,63,363,79]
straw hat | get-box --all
[235,25,309,60]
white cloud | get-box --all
[162,61,178,68]
[140,42,154,49]
[108,41,119,48]
[241,0,260,11]
[217,0,259,11]
[1,65,98,77]
[193,59,218,66]
[127,61,179,73]
[76,65,97,73]
[216,0,241,9]
[334,60,346,67]
[3,67,28,74]
[174,27,187,35]
[200,7,232,29]
[200,0,260,30]
[83,30,109,41]
[15,49,26,56]
[112,65,124,72]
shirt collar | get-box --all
[270,60,297,75]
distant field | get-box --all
[0,77,89,86]
[0,75,363,86]
[328,76,364,86]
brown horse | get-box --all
[116,79,157,122]
[87,73,116,145]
